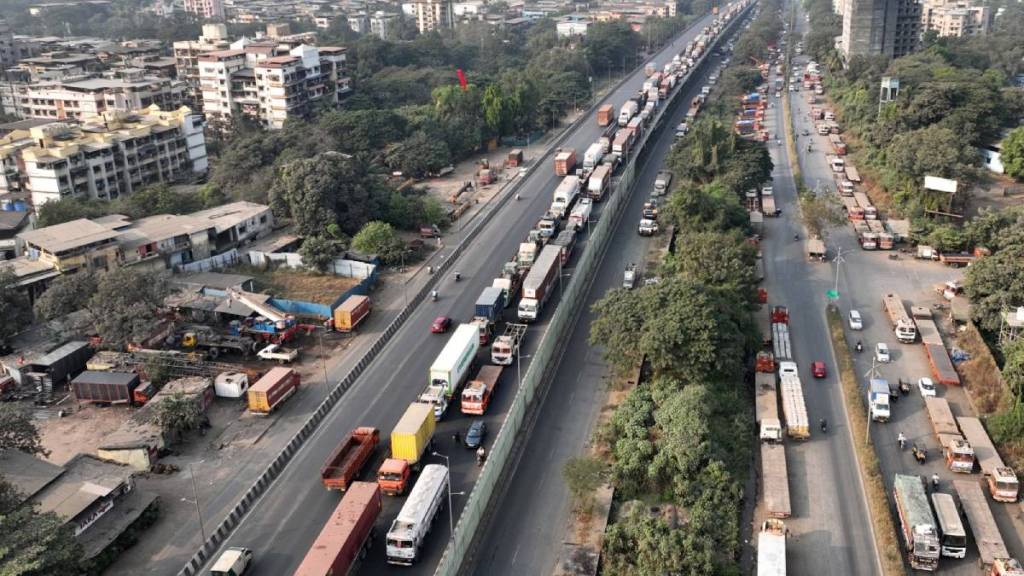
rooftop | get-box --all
[116,213,213,250]
[30,453,133,522]
[0,448,65,503]
[189,201,270,233]
[18,218,121,254]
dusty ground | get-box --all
[38,402,128,465]
[966,177,1024,218]
[236,267,361,305]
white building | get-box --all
[1,72,188,121]
[0,106,208,206]
[348,12,370,34]
[556,14,593,37]
[370,12,399,40]
[920,0,990,37]
[183,0,225,20]
[415,0,454,33]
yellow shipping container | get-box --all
[391,403,436,464]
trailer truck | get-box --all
[755,372,782,442]
[882,293,917,343]
[461,365,503,415]
[551,176,580,219]
[333,295,371,333]
[428,323,479,400]
[386,464,449,565]
[491,323,526,365]
[320,427,379,491]
[472,286,505,345]
[923,396,976,472]
[554,149,576,176]
[911,306,943,346]
[957,416,1020,502]
[779,370,809,440]
[378,402,435,495]
[293,482,381,576]
[893,473,941,571]
[955,479,1010,568]
[518,244,561,322]
[762,443,791,518]
[568,197,592,231]
[926,343,961,386]
[247,367,300,415]
[757,519,786,576]
[583,142,604,170]
[618,100,639,126]
[587,164,611,201]
[597,104,615,126]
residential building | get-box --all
[348,12,370,33]
[266,22,292,38]
[841,0,921,59]
[415,0,454,33]
[453,0,483,17]
[0,106,208,206]
[314,14,338,29]
[189,200,274,252]
[556,14,593,36]
[979,134,1007,174]
[102,213,216,270]
[184,0,225,19]
[0,19,15,76]
[370,11,399,40]
[920,0,989,36]
[0,449,157,561]
[18,218,123,272]
[199,43,349,130]
[1,72,188,121]
[173,24,232,107]
[0,194,31,260]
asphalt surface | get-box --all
[753,8,880,574]
[468,34,747,576]
[787,7,1024,573]
[201,11,732,576]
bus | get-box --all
[930,493,967,559]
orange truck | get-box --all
[247,367,300,415]
[320,427,380,491]
[597,104,615,127]
[461,365,503,415]
[554,149,576,176]
[333,295,371,333]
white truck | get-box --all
[417,383,451,421]
[588,164,612,201]
[757,519,786,576]
[771,322,792,362]
[491,323,526,365]
[653,170,673,196]
[568,197,592,231]
[618,100,639,126]
[427,324,480,406]
[868,378,890,422]
[882,292,917,343]
[755,372,782,442]
[550,175,580,219]
[779,369,808,440]
[518,244,561,322]
[638,218,658,236]
[623,263,637,289]
[386,464,449,565]
[583,142,604,170]
[256,343,298,364]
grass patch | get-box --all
[826,305,904,575]
[227,264,361,305]
[956,321,1011,415]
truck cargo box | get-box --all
[247,367,300,415]
[294,482,381,576]
[391,402,436,465]
[334,295,371,333]
[762,443,791,518]
[71,371,141,405]
[321,427,380,491]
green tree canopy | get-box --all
[0,404,46,456]
[1002,127,1024,181]
[351,221,405,264]
[0,269,32,348]
[0,476,83,576]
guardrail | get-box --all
[433,5,755,575]
[175,22,687,576]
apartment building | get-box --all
[1,72,188,121]
[199,43,349,129]
[184,0,226,19]
[842,0,921,58]
[18,218,123,272]
[0,106,208,206]
[415,0,454,33]
[348,12,370,34]
[173,24,232,107]
[557,14,594,36]
[0,19,15,75]
[12,51,105,81]
[370,12,400,40]
[920,0,989,36]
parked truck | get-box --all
[247,367,300,415]
[71,371,141,405]
[924,397,975,473]
[293,481,381,576]
[472,286,505,346]
[587,164,612,201]
[911,306,943,346]
[869,378,891,422]
[756,372,782,442]
[423,324,480,418]
[925,343,961,387]
[461,365,503,415]
[882,293,917,343]
[757,519,787,576]
[779,369,809,440]
[378,402,436,496]
[551,176,580,219]
[554,149,576,176]
[491,323,526,366]
[771,321,791,362]
[762,195,777,216]
[320,427,380,491]
[333,295,371,333]
[597,104,615,126]
[569,197,593,231]
[550,229,577,266]
[955,479,1011,570]
[957,416,1020,502]
[518,244,561,322]
[893,473,941,571]
[806,237,826,262]
[386,464,449,565]
[618,100,639,126]
[762,443,791,519]
[653,171,673,196]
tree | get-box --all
[33,272,97,321]
[583,21,641,75]
[0,404,47,456]
[1002,127,1024,180]
[299,235,342,272]
[89,268,171,350]
[0,269,32,349]
[155,393,203,440]
[562,455,606,514]
[602,504,690,576]
[351,221,405,264]
[35,197,109,228]
[0,476,83,576]
[964,243,1024,332]
[660,231,757,300]
[799,192,845,239]
[384,131,452,178]
[113,184,205,219]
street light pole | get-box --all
[189,463,206,543]
[319,327,329,399]
[432,452,454,539]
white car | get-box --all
[848,310,863,330]
[875,343,891,363]
[918,377,937,397]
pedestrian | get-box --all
[932,473,940,489]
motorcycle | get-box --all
[912,444,927,464]
[855,341,863,353]
[431,290,438,302]
[454,272,462,282]
[819,419,828,433]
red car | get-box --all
[431,316,451,334]
[811,361,827,379]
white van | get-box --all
[211,548,253,576]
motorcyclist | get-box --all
[931,473,940,489]
[476,446,486,464]
[856,340,863,352]
[819,418,827,432]
[431,289,438,301]
[454,271,462,282]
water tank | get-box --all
[13,200,26,212]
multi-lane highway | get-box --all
[200,10,733,575]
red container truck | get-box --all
[293,481,382,576]
[247,367,300,415]
[321,427,380,491]
[554,149,576,176]
[597,104,615,127]
[925,343,961,386]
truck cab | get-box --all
[378,458,411,496]
[638,218,658,236]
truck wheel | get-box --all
[208,347,219,359]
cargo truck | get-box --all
[806,238,826,262]
[333,295,371,333]
[779,370,809,440]
[930,492,967,559]
[247,367,300,415]
[568,197,592,231]
[493,261,523,307]
[893,473,941,571]
[71,371,141,405]
[757,519,786,576]
[461,365,503,415]
[491,323,526,365]
[992,558,1024,576]
[551,176,580,219]
[756,372,782,442]
[762,443,791,518]
[771,322,791,362]
[612,129,633,156]
[518,244,561,322]
[424,323,479,417]
[583,142,604,170]
[378,402,436,496]
[321,427,380,491]
[554,149,575,176]
[550,229,577,266]
[869,378,890,422]
[517,242,539,269]
[924,397,975,473]
[472,286,505,345]
[882,293,917,343]
[587,164,611,201]
[925,343,961,386]
[618,100,639,126]
[597,104,615,126]
[910,306,944,343]
[957,416,1020,502]
[294,482,381,576]
[955,479,1010,568]
[386,464,449,565]
[762,195,777,216]
[653,171,673,196]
